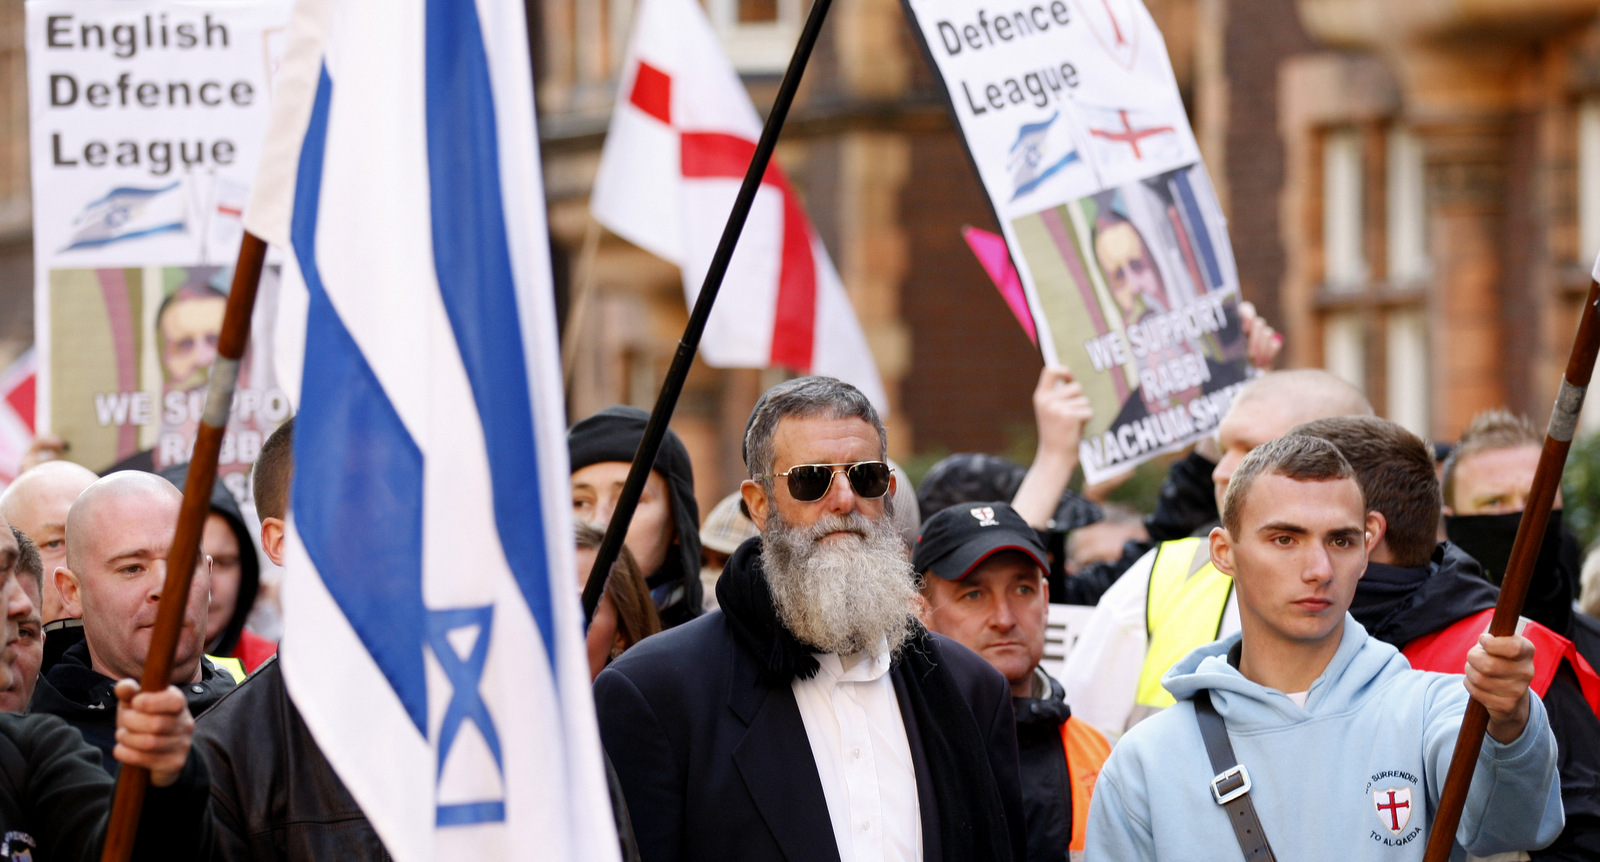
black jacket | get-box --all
[1064,449,1220,605]
[594,611,1026,862]
[1141,449,1221,544]
[192,656,389,861]
[1012,673,1074,862]
[30,635,235,773]
[0,711,211,860]
[1353,543,1600,861]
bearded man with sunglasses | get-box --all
[595,376,1027,862]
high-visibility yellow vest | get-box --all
[1062,716,1110,855]
[206,654,246,684]
[1134,537,1233,711]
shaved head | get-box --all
[1,461,100,519]
[1231,369,1373,424]
[2,461,101,539]
[1212,370,1373,513]
[1,460,100,624]
[66,472,184,575]
[60,471,208,684]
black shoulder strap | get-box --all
[1194,691,1276,861]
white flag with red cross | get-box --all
[591,0,888,413]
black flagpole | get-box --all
[582,0,836,622]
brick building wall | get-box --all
[898,131,1042,460]
[0,2,34,367]
[1214,0,1317,328]
[1278,0,1600,440]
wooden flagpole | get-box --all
[1421,276,1600,862]
[562,217,604,391]
[582,0,836,622]
[100,231,268,862]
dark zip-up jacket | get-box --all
[30,635,235,773]
[1064,449,1220,605]
[1013,673,1075,862]
[0,710,211,860]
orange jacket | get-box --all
[1060,716,1111,853]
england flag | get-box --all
[591,0,887,413]
[242,0,619,859]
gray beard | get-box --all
[760,508,918,657]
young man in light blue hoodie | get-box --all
[1086,434,1562,861]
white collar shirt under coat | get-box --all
[792,644,922,862]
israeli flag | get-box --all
[242,0,619,859]
[1007,111,1079,202]
[61,181,187,251]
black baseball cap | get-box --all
[912,501,1049,581]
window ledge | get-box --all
[1313,280,1430,310]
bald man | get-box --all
[0,460,99,627]
[29,472,236,772]
[1060,369,1374,735]
[0,504,215,859]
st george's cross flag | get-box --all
[0,349,36,488]
[591,0,888,413]
[241,0,620,859]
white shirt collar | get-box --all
[813,638,893,684]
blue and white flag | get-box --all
[1006,112,1079,202]
[243,0,619,859]
[61,181,188,251]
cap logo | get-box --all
[970,506,998,527]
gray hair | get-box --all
[11,529,40,593]
[743,376,885,486]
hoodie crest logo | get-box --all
[1372,786,1412,835]
[970,507,998,526]
[1,831,36,862]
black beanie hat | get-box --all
[568,406,703,625]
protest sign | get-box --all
[902,0,1254,482]
[26,0,291,498]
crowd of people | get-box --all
[570,305,1598,861]
[0,307,1595,861]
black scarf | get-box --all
[1444,509,1582,638]
[715,537,1016,862]
[1351,542,1500,649]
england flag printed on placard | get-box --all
[242,0,619,859]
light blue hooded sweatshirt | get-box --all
[1086,615,1562,861]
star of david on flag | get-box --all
[241,0,619,858]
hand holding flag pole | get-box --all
[582,0,836,622]
[1421,266,1600,862]
[99,231,267,862]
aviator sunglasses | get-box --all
[756,461,893,502]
